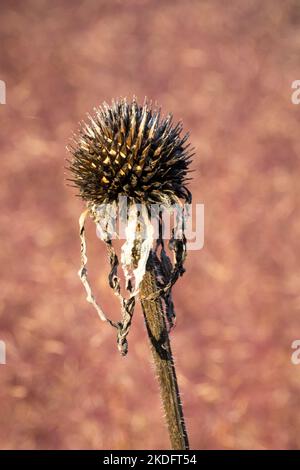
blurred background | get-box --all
[0,0,300,450]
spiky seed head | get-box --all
[67,98,193,206]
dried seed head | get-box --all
[67,98,192,206]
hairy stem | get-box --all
[140,252,189,450]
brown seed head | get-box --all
[67,98,193,206]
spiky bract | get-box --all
[68,98,192,206]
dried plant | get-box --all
[67,97,193,450]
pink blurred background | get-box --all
[0,0,300,449]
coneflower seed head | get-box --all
[68,98,192,206]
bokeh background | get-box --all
[0,0,300,450]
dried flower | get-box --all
[67,98,192,356]
[67,97,192,449]
[68,98,192,207]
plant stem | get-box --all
[140,251,189,450]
